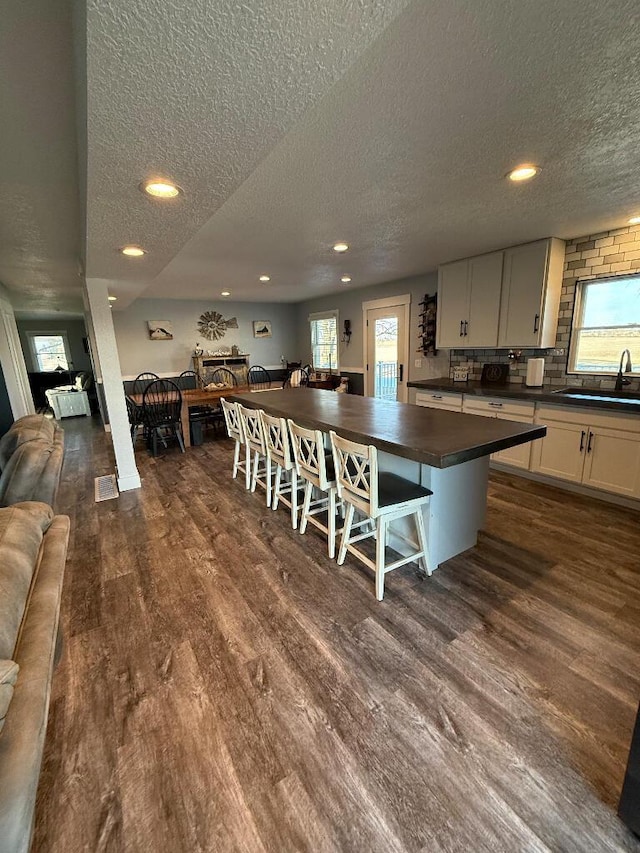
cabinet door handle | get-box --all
[432,394,443,400]
[488,402,503,408]
[579,430,586,451]
[533,313,540,333]
[460,320,464,337]
[398,363,404,382]
[464,320,469,336]
[587,431,594,453]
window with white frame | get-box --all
[309,311,338,371]
[569,275,640,374]
[26,332,72,372]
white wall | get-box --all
[295,273,449,382]
[112,298,298,377]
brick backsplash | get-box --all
[448,225,640,390]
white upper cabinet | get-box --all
[498,238,565,348]
[437,238,565,349]
[436,251,503,348]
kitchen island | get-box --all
[230,389,546,570]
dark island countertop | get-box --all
[408,378,640,415]
[229,388,546,469]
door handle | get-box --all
[460,320,464,337]
[398,363,404,382]
[464,320,468,336]
[587,431,594,453]
[533,313,540,333]
[579,430,586,452]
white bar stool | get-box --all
[329,430,433,601]
[287,419,341,558]
[260,410,302,528]
[238,404,271,506]
[220,398,247,484]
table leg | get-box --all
[181,400,191,448]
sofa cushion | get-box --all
[0,661,19,733]
[0,503,53,659]
[0,416,57,471]
[0,438,64,509]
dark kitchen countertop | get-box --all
[408,378,640,415]
[230,388,545,469]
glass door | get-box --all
[365,304,408,402]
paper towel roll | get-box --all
[526,358,545,387]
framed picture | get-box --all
[253,320,272,338]
[147,320,173,340]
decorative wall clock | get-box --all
[197,311,239,341]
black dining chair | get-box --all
[177,370,201,391]
[133,372,160,397]
[248,365,271,391]
[178,370,220,443]
[126,395,145,445]
[142,379,185,456]
[283,367,309,389]
[208,367,238,387]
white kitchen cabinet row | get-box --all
[415,391,640,500]
[436,237,565,349]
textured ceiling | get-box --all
[3,0,640,314]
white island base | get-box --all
[377,451,490,572]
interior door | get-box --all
[365,305,408,402]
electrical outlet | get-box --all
[552,348,565,356]
[414,358,422,368]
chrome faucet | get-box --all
[615,348,632,390]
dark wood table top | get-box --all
[229,388,547,469]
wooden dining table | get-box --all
[127,385,249,448]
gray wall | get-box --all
[112,297,298,377]
[16,318,91,373]
[295,273,449,384]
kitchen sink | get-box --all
[552,386,640,405]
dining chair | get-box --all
[260,410,301,528]
[283,367,309,389]
[287,418,341,558]
[126,395,144,444]
[177,370,201,391]
[207,367,237,387]
[247,365,271,391]
[329,430,432,600]
[220,398,247,482]
[142,379,185,456]
[237,404,271,505]
[133,372,160,397]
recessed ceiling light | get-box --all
[259,275,270,282]
[121,245,146,257]
[506,164,540,182]
[628,215,640,225]
[333,242,349,253]
[341,275,351,283]
[108,296,117,301]
[141,180,181,198]
[221,290,230,297]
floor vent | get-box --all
[94,474,119,502]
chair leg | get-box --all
[375,516,387,601]
[328,488,336,559]
[265,456,272,507]
[337,502,355,565]
[299,480,313,535]
[290,469,298,530]
[232,440,240,478]
[176,425,185,453]
[414,508,432,576]
[245,444,251,490]
[273,466,282,510]
[251,451,259,492]
[152,429,158,458]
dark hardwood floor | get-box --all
[33,417,640,852]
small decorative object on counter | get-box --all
[453,366,469,382]
[194,342,203,356]
[418,294,437,356]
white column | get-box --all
[84,278,140,491]
[0,284,34,419]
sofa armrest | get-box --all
[0,515,69,853]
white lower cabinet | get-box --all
[532,406,640,498]
[462,397,536,470]
[415,391,463,412]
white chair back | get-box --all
[238,404,267,456]
[260,411,293,471]
[287,419,332,489]
[330,431,378,516]
[220,398,243,443]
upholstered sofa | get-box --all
[0,415,65,508]
[0,501,70,853]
